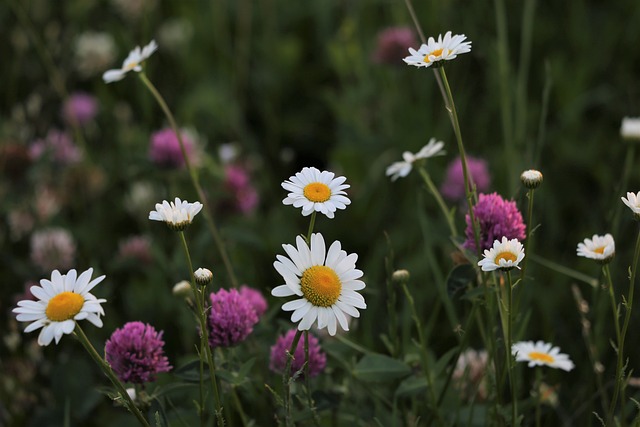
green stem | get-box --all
[610,229,640,423]
[179,232,225,426]
[437,67,481,257]
[535,368,542,427]
[418,166,458,238]
[401,282,444,426]
[506,270,517,427]
[605,263,622,424]
[231,388,249,427]
[611,145,636,237]
[283,329,303,427]
[74,325,150,427]
[519,189,535,282]
[139,72,239,289]
[306,211,317,243]
[199,343,205,427]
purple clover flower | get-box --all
[208,289,258,348]
[441,156,491,202]
[29,130,82,164]
[464,192,526,252]
[372,27,417,66]
[239,285,268,318]
[269,329,327,378]
[62,92,99,126]
[224,165,259,214]
[105,322,172,384]
[148,128,195,169]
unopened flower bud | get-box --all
[621,117,640,141]
[520,169,543,189]
[172,280,192,297]
[392,269,410,284]
[194,267,213,286]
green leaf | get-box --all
[173,359,208,383]
[353,353,411,382]
[446,264,476,298]
[395,375,428,398]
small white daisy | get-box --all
[477,237,525,272]
[512,340,575,372]
[622,191,640,218]
[102,40,158,83]
[13,269,107,346]
[577,233,615,263]
[403,31,472,68]
[282,167,350,219]
[149,197,203,231]
[621,117,640,140]
[272,233,366,336]
[386,138,445,181]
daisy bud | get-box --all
[194,267,213,286]
[392,269,411,284]
[520,169,543,189]
[621,117,640,141]
[172,280,192,297]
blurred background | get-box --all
[2,0,640,425]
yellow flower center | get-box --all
[45,292,84,322]
[124,61,140,71]
[495,251,517,263]
[300,265,342,307]
[303,183,331,203]
[424,48,445,63]
[593,246,606,254]
[528,351,555,364]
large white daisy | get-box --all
[282,167,350,219]
[386,138,445,181]
[511,340,575,372]
[102,40,158,83]
[272,233,366,336]
[403,31,472,68]
[576,233,615,263]
[477,237,525,272]
[149,197,203,231]
[13,268,107,346]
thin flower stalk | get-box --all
[519,188,536,282]
[74,324,150,427]
[609,229,640,423]
[418,166,458,238]
[138,72,239,289]
[505,270,518,427]
[178,232,225,426]
[283,329,303,427]
[401,281,444,426]
[611,145,636,237]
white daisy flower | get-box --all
[13,269,107,346]
[386,138,445,181]
[621,117,640,140]
[149,197,203,231]
[477,237,525,272]
[403,31,472,68]
[622,191,640,219]
[102,39,158,83]
[272,233,366,336]
[282,167,350,219]
[511,340,575,372]
[577,233,615,263]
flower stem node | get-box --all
[392,269,411,284]
[194,268,213,286]
[520,169,543,189]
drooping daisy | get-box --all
[272,233,366,336]
[13,269,107,346]
[281,167,350,219]
[622,191,640,218]
[386,138,445,181]
[148,197,203,231]
[403,31,472,68]
[511,340,575,372]
[102,40,158,83]
[621,117,640,140]
[577,233,615,263]
[477,237,525,272]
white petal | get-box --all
[272,285,296,297]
